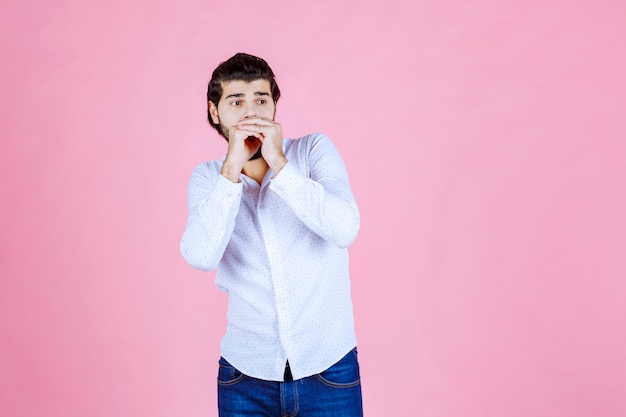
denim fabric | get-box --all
[217,348,363,417]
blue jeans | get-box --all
[217,348,363,417]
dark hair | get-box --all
[207,53,281,131]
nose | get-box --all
[242,103,257,118]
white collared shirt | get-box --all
[180,133,360,381]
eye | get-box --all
[231,100,240,106]
[258,99,266,105]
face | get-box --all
[209,79,276,140]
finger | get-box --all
[236,118,277,127]
[230,127,263,141]
[237,127,271,140]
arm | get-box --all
[180,114,264,271]
[180,164,242,271]
[269,134,360,248]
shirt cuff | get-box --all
[269,161,307,197]
[199,172,243,215]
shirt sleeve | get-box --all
[180,164,242,271]
[269,134,360,248]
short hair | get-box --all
[206,53,281,131]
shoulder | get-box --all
[284,132,336,154]
[191,159,223,174]
[188,160,224,184]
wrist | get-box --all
[268,155,288,175]
[220,159,242,183]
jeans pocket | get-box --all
[217,357,246,386]
[315,348,361,388]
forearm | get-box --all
[270,161,360,248]
[180,169,242,271]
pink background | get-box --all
[2,0,626,416]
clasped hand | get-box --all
[226,117,286,171]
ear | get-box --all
[208,101,220,124]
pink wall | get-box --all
[2,0,625,416]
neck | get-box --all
[242,158,269,185]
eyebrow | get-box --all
[225,91,271,100]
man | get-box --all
[180,53,363,417]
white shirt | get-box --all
[180,132,360,381]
